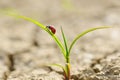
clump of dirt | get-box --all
[71,52,120,80]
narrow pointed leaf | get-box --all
[49,64,66,72]
[50,63,68,79]
[50,64,64,69]
[61,27,69,60]
[2,11,66,58]
[69,26,111,54]
[5,12,47,30]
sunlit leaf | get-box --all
[69,26,111,54]
[61,27,69,62]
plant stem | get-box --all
[66,57,70,63]
[65,63,70,80]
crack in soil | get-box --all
[3,54,15,80]
[4,72,8,80]
[2,27,42,80]
[8,54,15,71]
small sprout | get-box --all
[2,11,111,80]
[46,25,56,34]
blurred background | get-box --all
[0,0,120,79]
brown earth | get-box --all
[0,0,120,80]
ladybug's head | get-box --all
[46,26,51,28]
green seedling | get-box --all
[3,12,110,80]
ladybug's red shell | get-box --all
[46,26,56,34]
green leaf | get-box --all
[50,63,68,79]
[52,35,66,58]
[2,11,66,59]
[6,12,47,31]
[50,64,64,70]
[61,27,69,62]
[50,63,66,72]
[69,26,111,54]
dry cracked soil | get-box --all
[0,0,120,80]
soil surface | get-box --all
[0,0,120,80]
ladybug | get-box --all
[46,26,56,34]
